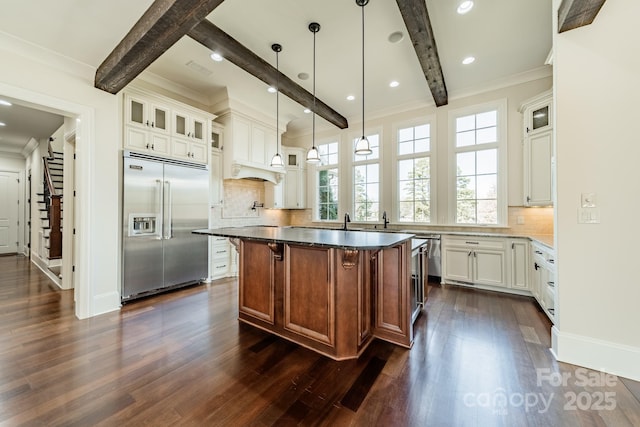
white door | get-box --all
[0,171,19,254]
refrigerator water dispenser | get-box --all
[129,214,158,237]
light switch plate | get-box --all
[581,192,597,208]
[578,207,600,224]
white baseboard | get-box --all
[553,327,640,382]
[91,291,121,317]
[31,254,62,289]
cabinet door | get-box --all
[510,240,529,290]
[473,249,506,287]
[149,133,170,155]
[171,138,190,159]
[173,111,189,138]
[284,168,299,208]
[125,95,147,129]
[233,118,251,162]
[264,181,284,208]
[443,247,473,282]
[190,142,208,163]
[525,130,553,206]
[210,150,223,206]
[150,104,169,133]
[124,126,149,151]
[192,117,205,142]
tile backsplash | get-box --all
[210,179,289,227]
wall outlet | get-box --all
[581,192,597,208]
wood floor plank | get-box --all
[1,257,639,426]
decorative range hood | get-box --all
[229,160,285,184]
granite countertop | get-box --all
[193,226,415,250]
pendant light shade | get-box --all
[354,0,372,156]
[270,43,284,168]
[306,22,321,164]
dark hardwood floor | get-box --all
[1,255,639,426]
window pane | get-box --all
[477,148,497,174]
[476,127,497,145]
[415,201,430,222]
[398,201,414,222]
[456,130,475,147]
[476,110,497,128]
[457,152,476,176]
[367,164,379,182]
[398,127,413,142]
[477,199,497,224]
[366,183,379,202]
[415,124,430,139]
[398,159,413,180]
[399,182,413,201]
[328,153,338,165]
[398,141,412,156]
[457,200,477,224]
[457,176,476,199]
[476,174,497,199]
[354,165,366,184]
[415,138,430,153]
[414,158,430,179]
[456,115,475,132]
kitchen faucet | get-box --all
[343,213,351,231]
[382,211,389,229]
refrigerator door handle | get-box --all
[155,179,164,240]
[164,180,173,239]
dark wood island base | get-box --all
[194,227,416,360]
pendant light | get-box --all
[270,43,284,168]
[306,22,321,164]
[354,0,372,156]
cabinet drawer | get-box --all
[443,236,506,250]
[212,245,230,260]
[212,260,229,273]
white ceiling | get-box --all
[0,0,552,153]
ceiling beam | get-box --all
[395,0,448,107]
[188,20,349,129]
[95,0,226,94]
[558,0,606,33]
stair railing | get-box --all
[43,156,62,259]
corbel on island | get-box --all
[193,226,416,360]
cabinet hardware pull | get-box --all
[473,251,477,257]
[527,196,531,203]
[151,122,155,128]
[465,241,479,245]
[216,250,226,253]
[535,250,543,255]
[547,282,555,287]
[468,251,472,256]
[534,262,539,270]
[151,144,155,150]
[146,143,150,149]
[146,120,149,126]
[511,243,515,250]
[548,259,555,264]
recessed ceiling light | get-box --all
[457,0,474,14]
[303,108,311,114]
[0,99,12,106]
[210,52,223,62]
[388,31,404,43]
[267,87,276,93]
[462,56,476,65]
[298,72,309,80]
[389,81,400,88]
[0,122,6,126]
[346,95,355,101]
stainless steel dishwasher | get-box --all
[417,234,441,282]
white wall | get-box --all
[553,0,640,381]
[284,76,553,224]
[0,32,121,318]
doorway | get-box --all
[0,171,20,255]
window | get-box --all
[353,133,380,221]
[397,123,431,223]
[317,142,339,221]
[451,101,506,225]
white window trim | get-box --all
[349,126,383,223]
[391,116,437,225]
[447,99,508,226]
[311,135,342,224]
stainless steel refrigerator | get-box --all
[122,151,209,301]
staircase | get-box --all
[39,151,63,261]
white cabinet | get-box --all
[531,241,556,322]
[124,93,171,155]
[442,236,507,288]
[210,236,231,280]
[283,147,306,209]
[215,111,283,183]
[520,90,553,207]
[209,122,224,207]
[509,238,529,291]
[264,181,284,209]
[123,87,214,164]
[210,149,223,207]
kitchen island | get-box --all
[193,226,416,360]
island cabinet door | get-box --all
[371,242,413,348]
[284,245,335,347]
[238,240,275,324]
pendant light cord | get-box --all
[361,3,365,140]
[276,50,280,155]
[312,28,317,149]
